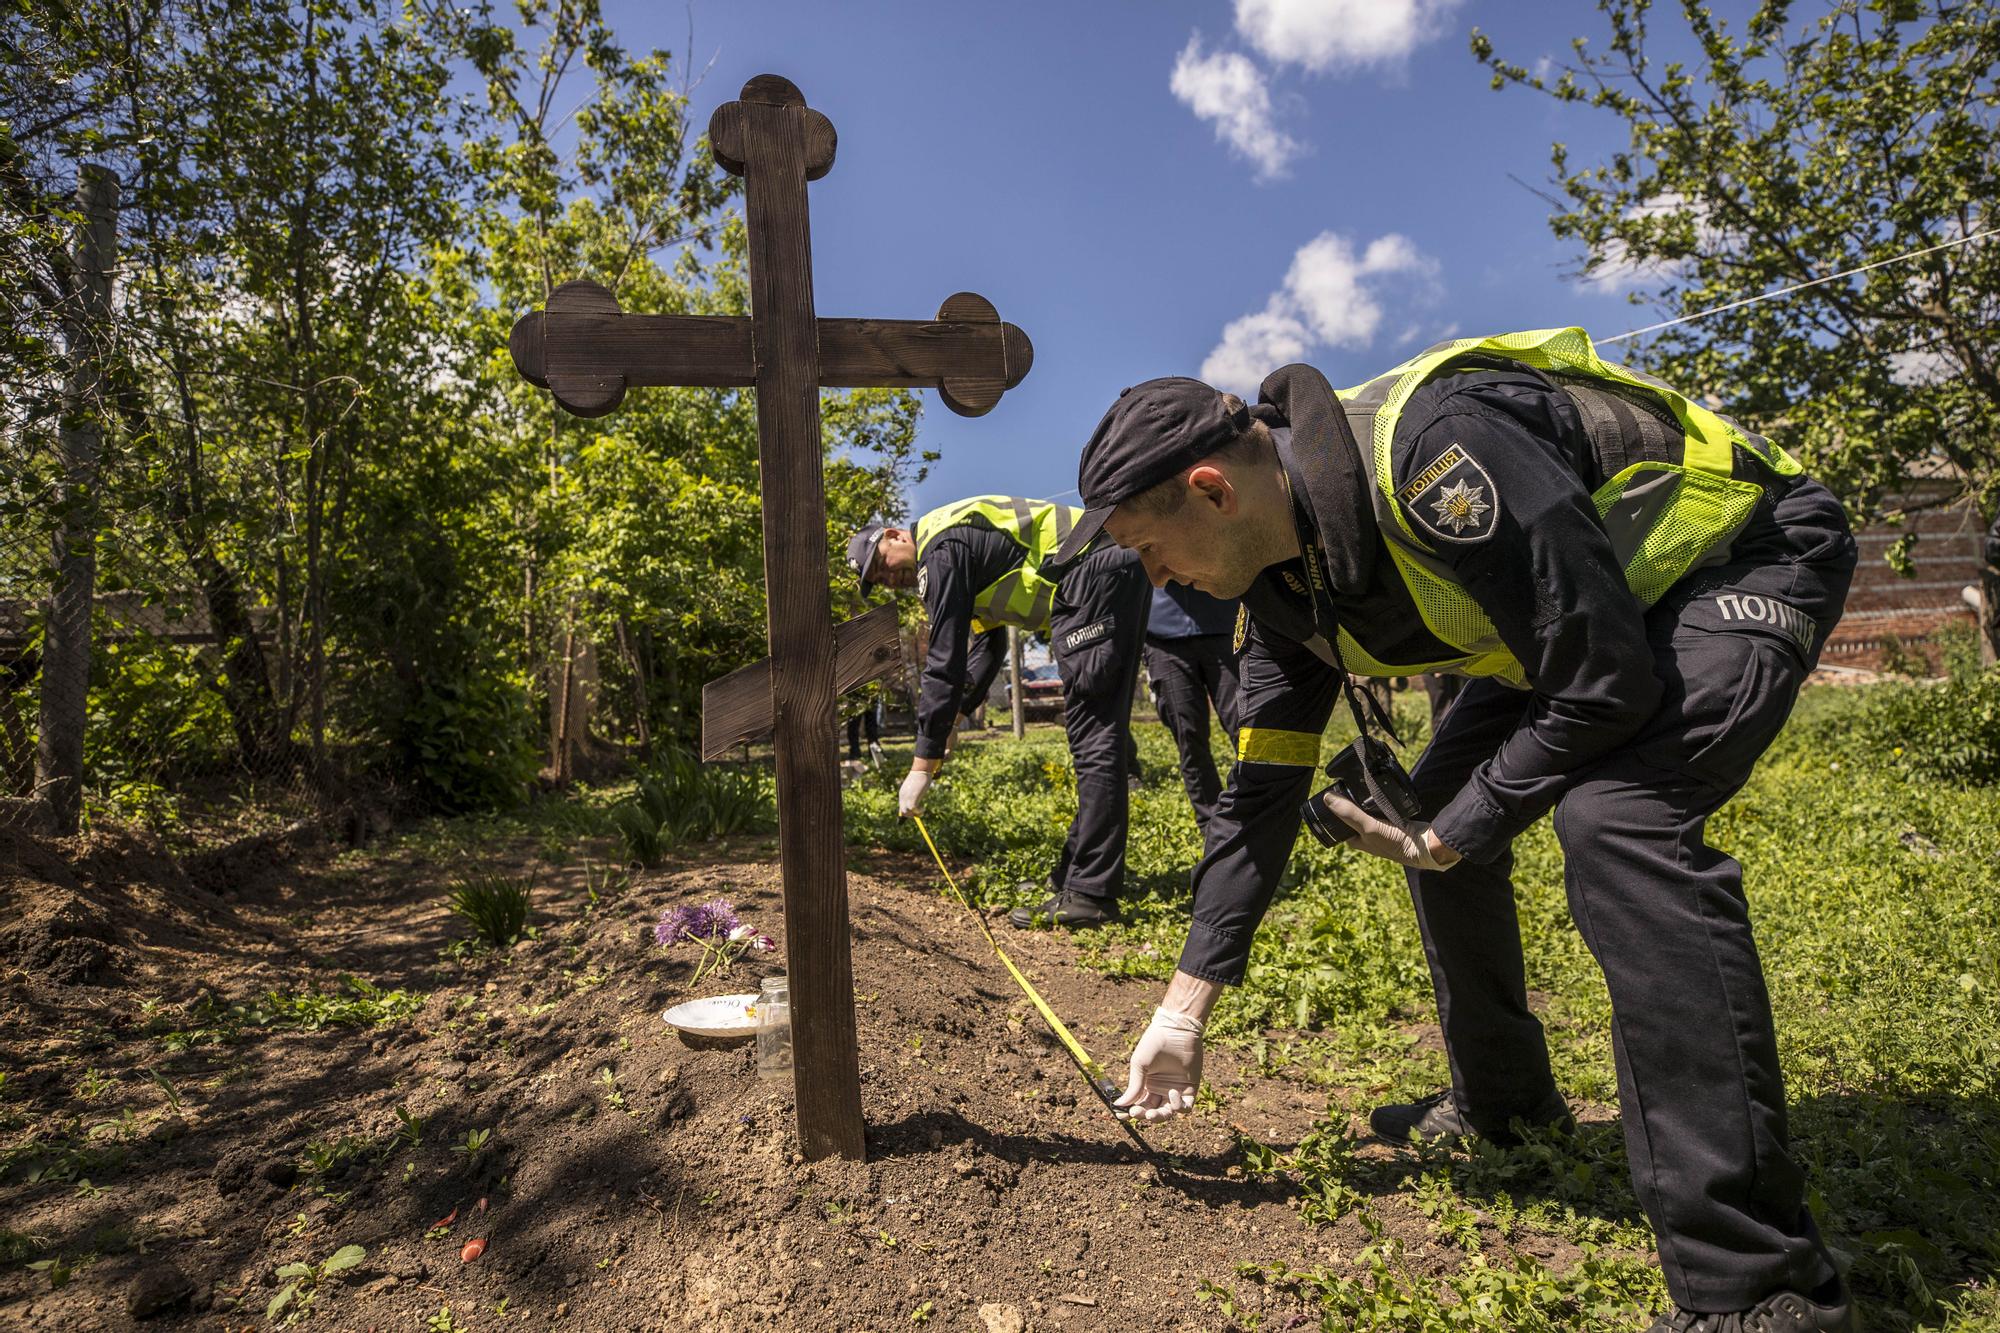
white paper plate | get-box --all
[662,992,761,1039]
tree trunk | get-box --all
[34,164,118,835]
[1980,533,1999,668]
[191,550,288,771]
[616,616,652,758]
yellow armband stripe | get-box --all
[1237,727,1321,767]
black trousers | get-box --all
[1405,565,1850,1311]
[1047,545,1150,902]
[1144,633,1242,835]
[844,701,880,759]
[960,628,1007,722]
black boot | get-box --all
[1006,889,1119,930]
[1642,1280,1858,1333]
[1369,1087,1573,1147]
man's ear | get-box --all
[1185,464,1236,515]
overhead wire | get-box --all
[1598,227,1997,344]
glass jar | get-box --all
[755,975,792,1082]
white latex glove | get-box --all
[1318,792,1461,871]
[897,767,932,818]
[1113,1007,1205,1123]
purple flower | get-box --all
[655,898,741,947]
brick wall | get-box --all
[1821,480,1986,672]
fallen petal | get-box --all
[460,1237,487,1262]
[430,1207,458,1231]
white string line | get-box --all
[1599,226,1997,344]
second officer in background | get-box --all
[847,497,1150,927]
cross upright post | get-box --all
[509,73,1032,1160]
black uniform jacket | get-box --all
[1179,359,1849,986]
[912,519,1023,761]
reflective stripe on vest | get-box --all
[913,496,1083,634]
[1336,327,1800,686]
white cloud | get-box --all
[1233,0,1464,73]
[1202,301,1315,397]
[1201,230,1441,392]
[1395,319,1461,348]
[1888,346,1957,387]
[1583,193,1729,294]
[1170,34,1303,181]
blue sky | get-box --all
[603,0,1721,516]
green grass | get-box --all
[148,973,426,1051]
[843,685,2000,1332]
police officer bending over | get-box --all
[1053,330,1858,1333]
[848,496,1150,928]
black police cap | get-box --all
[1050,377,1251,567]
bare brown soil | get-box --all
[1,823,1518,1332]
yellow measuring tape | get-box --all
[912,816,1168,1168]
[911,815,1111,1082]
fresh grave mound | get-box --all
[2,846,1399,1332]
[622,859,1342,1331]
[318,859,1350,1331]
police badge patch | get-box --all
[1232,603,1248,655]
[916,566,928,599]
[1399,443,1499,545]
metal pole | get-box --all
[1008,627,1025,739]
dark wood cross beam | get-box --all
[699,602,902,759]
[509,73,1032,1162]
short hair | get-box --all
[1122,394,1270,518]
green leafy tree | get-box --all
[7,0,488,793]
[2,0,928,823]
[1474,1,2000,654]
[454,0,928,760]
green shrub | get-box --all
[395,671,539,814]
[1852,632,2000,785]
[85,633,236,782]
[609,750,773,866]
[446,872,533,948]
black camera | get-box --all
[1300,734,1423,847]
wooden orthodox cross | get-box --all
[509,74,1032,1160]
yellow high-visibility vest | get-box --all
[1333,327,1802,685]
[913,496,1083,634]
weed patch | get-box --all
[446,872,534,948]
[609,750,773,866]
